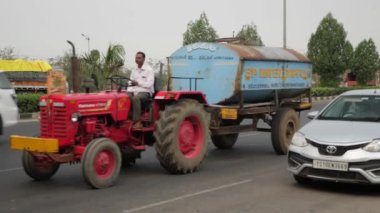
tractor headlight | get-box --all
[291,132,308,147]
[363,139,380,152]
[71,113,81,122]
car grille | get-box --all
[300,167,369,183]
[40,106,68,138]
[307,139,368,156]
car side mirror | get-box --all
[307,111,319,120]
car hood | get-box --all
[300,120,380,145]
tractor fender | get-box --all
[154,91,208,105]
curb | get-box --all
[19,112,39,120]
[312,96,337,102]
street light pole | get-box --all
[81,34,90,52]
[283,0,287,48]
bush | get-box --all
[16,93,43,113]
[311,86,380,97]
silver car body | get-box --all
[288,89,380,184]
[0,71,19,134]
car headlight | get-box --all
[363,139,380,152]
[71,113,81,122]
[291,132,308,147]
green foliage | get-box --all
[351,39,380,85]
[307,13,350,87]
[82,44,125,90]
[312,86,380,97]
[16,93,43,113]
[236,23,264,46]
[183,12,218,46]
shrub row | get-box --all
[311,86,380,97]
[16,93,43,113]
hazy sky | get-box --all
[1,0,379,67]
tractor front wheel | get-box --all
[22,151,60,181]
[82,138,122,189]
[154,99,210,174]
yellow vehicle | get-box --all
[0,60,67,94]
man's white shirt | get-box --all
[127,64,154,95]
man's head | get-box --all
[135,51,146,68]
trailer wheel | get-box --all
[22,151,60,181]
[82,138,122,189]
[271,108,299,155]
[121,147,141,167]
[154,99,210,174]
[211,120,241,149]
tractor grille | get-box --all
[40,106,68,138]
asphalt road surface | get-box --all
[1,101,379,213]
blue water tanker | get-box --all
[169,42,312,105]
[166,42,313,155]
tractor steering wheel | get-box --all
[107,75,133,91]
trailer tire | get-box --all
[22,151,60,181]
[154,99,210,174]
[82,138,122,189]
[271,108,299,155]
[121,147,141,167]
[211,120,241,149]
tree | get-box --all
[82,44,125,90]
[183,12,218,46]
[351,39,380,85]
[307,13,351,87]
[0,47,16,59]
[236,23,264,46]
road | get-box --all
[1,101,379,213]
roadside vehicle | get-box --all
[0,70,19,135]
[288,89,380,184]
[10,42,312,188]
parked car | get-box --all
[0,70,19,135]
[288,89,380,184]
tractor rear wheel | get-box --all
[82,138,122,189]
[22,151,60,181]
[154,99,210,174]
[271,107,300,155]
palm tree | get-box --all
[82,44,125,90]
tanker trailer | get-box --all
[168,42,312,154]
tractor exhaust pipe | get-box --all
[67,40,80,93]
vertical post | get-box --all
[67,40,80,93]
[283,0,287,48]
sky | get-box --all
[1,0,379,67]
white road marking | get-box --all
[123,179,252,213]
[0,167,22,173]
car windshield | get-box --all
[318,95,380,122]
[0,72,12,89]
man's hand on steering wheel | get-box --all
[131,80,139,86]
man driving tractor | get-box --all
[128,51,155,129]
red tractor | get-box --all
[11,76,210,188]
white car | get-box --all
[0,71,19,135]
[288,89,380,184]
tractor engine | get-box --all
[39,92,132,150]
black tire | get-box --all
[22,151,60,181]
[154,99,210,174]
[82,138,122,189]
[271,108,300,155]
[121,147,142,167]
[293,175,312,185]
[211,134,238,149]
